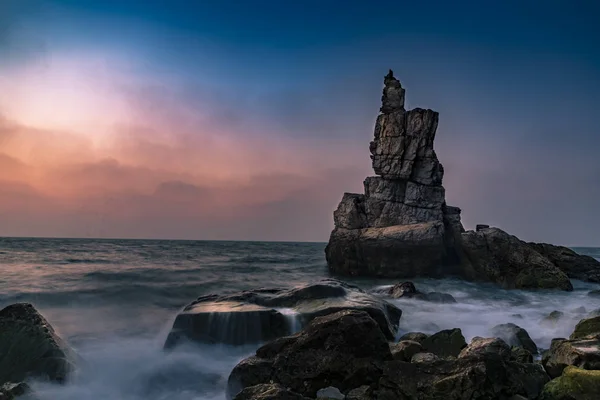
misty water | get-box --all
[1,238,599,400]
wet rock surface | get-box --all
[540,366,600,400]
[229,309,554,400]
[227,310,392,399]
[165,279,402,348]
[0,303,77,386]
[491,323,539,354]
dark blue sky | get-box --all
[1,0,599,244]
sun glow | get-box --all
[0,53,133,145]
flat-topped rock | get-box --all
[165,279,402,348]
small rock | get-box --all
[389,282,417,298]
[491,323,538,354]
[476,224,490,232]
[572,306,587,314]
[233,383,310,400]
[316,386,345,400]
[542,310,565,326]
[421,328,467,358]
[511,313,524,319]
[398,332,428,344]
[346,386,373,400]
[390,340,423,361]
[411,352,439,363]
[458,337,511,360]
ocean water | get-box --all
[0,237,599,399]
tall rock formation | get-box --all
[325,70,599,290]
[325,70,463,278]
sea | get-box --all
[1,237,599,400]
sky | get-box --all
[0,0,599,245]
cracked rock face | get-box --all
[325,70,463,278]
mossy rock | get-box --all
[571,316,600,340]
[540,366,600,400]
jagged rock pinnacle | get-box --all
[380,69,405,114]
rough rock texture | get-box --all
[571,316,600,340]
[0,303,77,386]
[457,336,511,360]
[165,279,402,348]
[233,383,310,400]
[491,323,539,354]
[529,242,600,283]
[227,310,392,399]
[0,383,31,400]
[542,337,600,378]
[460,227,573,290]
[421,328,467,358]
[316,386,345,399]
[540,366,600,400]
[325,70,600,291]
[390,340,423,362]
[399,332,429,344]
[325,70,463,278]
[379,337,550,400]
[387,281,456,303]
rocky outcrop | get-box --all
[0,303,77,386]
[165,279,402,348]
[229,311,551,400]
[227,310,392,399]
[233,383,310,400]
[529,242,600,283]
[460,227,573,290]
[325,70,463,279]
[325,69,600,290]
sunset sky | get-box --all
[1,0,599,245]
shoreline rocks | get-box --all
[0,303,77,387]
[230,310,552,400]
[325,69,600,291]
[165,279,402,348]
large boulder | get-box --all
[0,303,77,385]
[165,279,402,348]
[227,310,392,399]
[542,337,600,378]
[460,227,573,290]
[540,366,600,400]
[529,242,600,283]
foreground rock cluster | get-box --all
[325,70,600,290]
[229,310,600,400]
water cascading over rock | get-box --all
[325,70,464,278]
